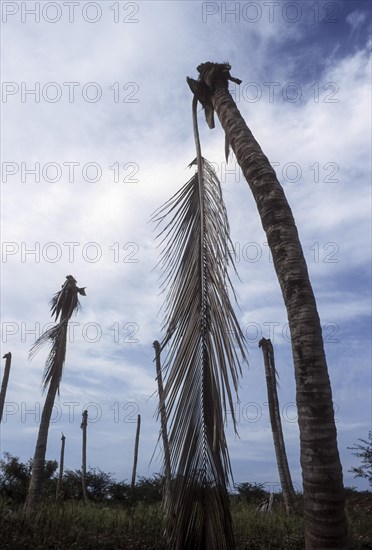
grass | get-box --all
[0,495,371,549]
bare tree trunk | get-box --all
[153,341,171,486]
[56,433,66,501]
[189,62,348,549]
[81,410,88,503]
[0,352,12,422]
[131,414,141,495]
[25,376,59,507]
[259,338,295,514]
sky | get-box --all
[1,0,371,493]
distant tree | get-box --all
[109,480,131,504]
[135,474,164,504]
[62,467,115,501]
[348,432,372,487]
[233,482,268,504]
[0,453,57,503]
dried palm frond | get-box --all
[152,98,247,549]
[29,275,85,392]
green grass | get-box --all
[232,500,304,549]
[1,496,371,549]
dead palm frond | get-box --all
[152,98,247,549]
[29,275,86,392]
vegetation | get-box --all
[348,432,372,487]
[1,455,371,549]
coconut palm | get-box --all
[0,352,12,422]
[25,275,86,508]
[152,92,248,549]
[187,62,348,548]
[259,337,295,514]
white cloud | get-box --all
[346,9,368,32]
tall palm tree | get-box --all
[0,352,12,422]
[187,62,348,549]
[259,337,295,514]
[25,275,86,508]
[152,93,248,549]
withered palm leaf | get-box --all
[29,275,86,392]
[152,100,247,549]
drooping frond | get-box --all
[152,140,247,547]
[29,275,85,392]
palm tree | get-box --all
[187,62,348,548]
[56,433,66,501]
[0,352,12,422]
[81,410,88,503]
[152,92,248,549]
[25,275,86,508]
[153,341,171,487]
[259,337,295,514]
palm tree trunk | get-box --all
[0,352,12,422]
[153,341,171,486]
[190,62,348,549]
[25,374,60,507]
[259,337,295,514]
[131,414,141,495]
[56,433,66,501]
[81,410,88,503]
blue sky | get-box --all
[1,0,371,492]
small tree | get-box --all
[347,432,372,488]
[0,453,57,503]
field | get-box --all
[1,492,371,549]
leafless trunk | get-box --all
[259,338,295,514]
[131,414,141,494]
[81,410,88,503]
[56,433,66,501]
[0,352,12,422]
[26,374,60,507]
[153,341,171,486]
